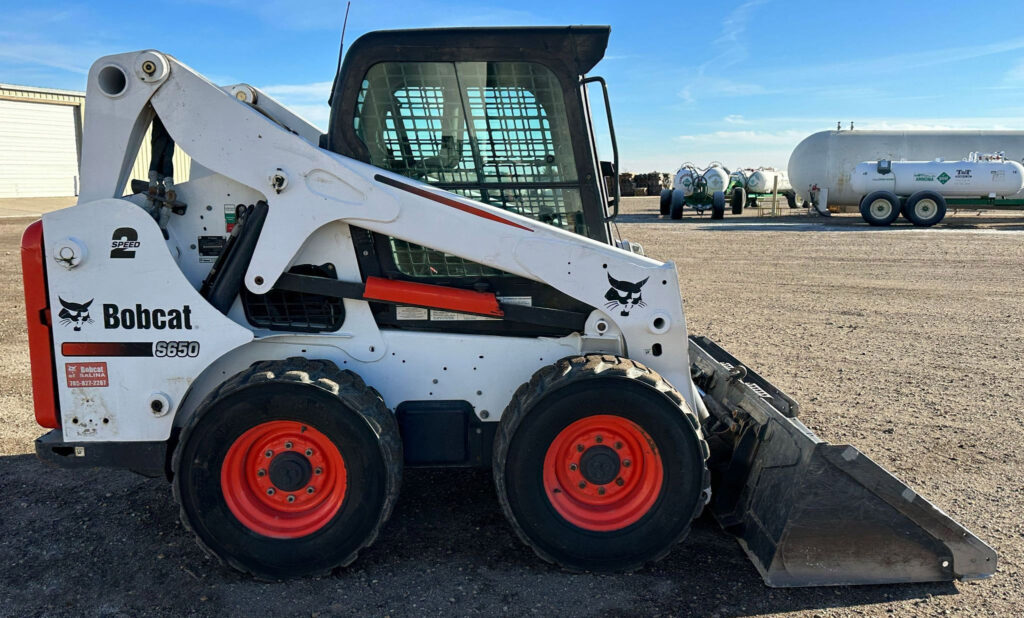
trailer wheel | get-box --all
[785,190,798,209]
[711,191,726,219]
[731,188,746,215]
[659,189,672,216]
[669,189,685,220]
[494,355,709,572]
[903,191,947,227]
[859,191,901,226]
[173,358,401,579]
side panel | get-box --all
[21,220,60,428]
[42,199,253,442]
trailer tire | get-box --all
[711,191,726,219]
[172,358,402,579]
[494,355,710,573]
[659,189,672,216]
[731,188,746,215]
[669,189,685,220]
[903,191,947,227]
[785,190,798,209]
[859,191,901,226]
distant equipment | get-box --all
[853,153,1024,226]
[660,162,729,219]
[726,168,799,213]
[788,130,1024,213]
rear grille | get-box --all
[242,264,346,333]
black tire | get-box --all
[493,355,709,572]
[659,189,671,216]
[903,191,947,227]
[710,191,726,219]
[669,189,685,220]
[859,190,901,226]
[173,358,402,579]
[785,190,798,209]
[731,188,746,215]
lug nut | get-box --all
[314,467,323,475]
[615,478,624,486]
[257,469,266,477]
[569,463,578,471]
[598,487,606,495]
[284,441,293,449]
[623,459,631,468]
[265,450,273,458]
[578,481,586,489]
[266,488,275,496]
[615,441,623,450]
[576,444,584,453]
[595,435,603,443]
[306,486,315,494]
[287,495,295,503]
[305,448,313,456]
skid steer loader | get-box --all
[22,26,995,585]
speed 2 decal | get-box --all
[604,274,649,317]
[110,227,140,259]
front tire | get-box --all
[731,188,746,215]
[659,189,672,216]
[859,190,901,226]
[173,358,402,579]
[669,189,685,220]
[711,191,726,219]
[903,191,947,227]
[494,355,709,572]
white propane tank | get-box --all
[850,156,1024,197]
[747,169,792,194]
[702,166,730,193]
[730,169,750,189]
[673,166,698,196]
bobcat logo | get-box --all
[604,274,648,317]
[58,298,94,331]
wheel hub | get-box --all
[269,451,312,492]
[579,445,620,485]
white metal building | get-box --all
[0,83,190,199]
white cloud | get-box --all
[723,114,750,124]
[1004,58,1024,84]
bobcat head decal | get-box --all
[58,298,94,331]
[604,274,648,317]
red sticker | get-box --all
[65,362,109,388]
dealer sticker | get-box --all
[66,362,109,388]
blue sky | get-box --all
[3,1,1024,172]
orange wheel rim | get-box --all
[221,420,347,538]
[543,414,664,532]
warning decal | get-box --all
[65,362,109,388]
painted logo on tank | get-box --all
[58,298,94,331]
[914,173,935,182]
[604,274,648,317]
[937,172,951,184]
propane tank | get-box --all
[730,169,751,190]
[702,165,730,193]
[850,156,1024,197]
[673,166,699,196]
[747,169,792,194]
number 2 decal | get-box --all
[110,227,140,259]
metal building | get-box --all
[0,83,190,199]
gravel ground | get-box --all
[1,199,1022,617]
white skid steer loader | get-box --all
[22,27,995,584]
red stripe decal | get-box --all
[364,276,503,317]
[375,174,533,232]
[62,342,154,357]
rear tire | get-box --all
[173,358,402,579]
[711,191,726,219]
[903,191,947,227]
[731,188,746,215]
[659,189,671,216]
[785,190,798,209]
[494,355,709,572]
[669,189,685,220]
[859,191,901,226]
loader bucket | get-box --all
[689,336,996,587]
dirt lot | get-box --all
[1,199,1022,617]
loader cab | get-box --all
[325,26,617,244]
